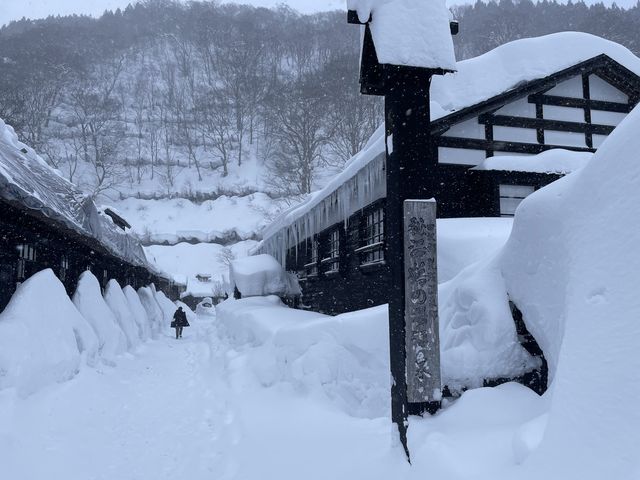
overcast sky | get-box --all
[1,0,637,28]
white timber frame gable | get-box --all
[433,55,640,167]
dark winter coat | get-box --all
[171,309,190,328]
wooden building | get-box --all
[0,123,179,311]
[258,33,640,316]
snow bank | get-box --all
[437,218,513,283]
[229,254,300,297]
[348,0,456,71]
[155,289,177,326]
[216,297,389,417]
[123,285,152,340]
[73,272,127,361]
[104,280,141,349]
[473,149,592,174]
[439,258,540,391]
[138,286,164,334]
[0,270,91,395]
[440,105,640,477]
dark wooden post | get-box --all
[347,8,455,460]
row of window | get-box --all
[297,206,386,279]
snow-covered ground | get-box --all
[0,297,548,480]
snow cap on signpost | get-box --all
[347,0,457,95]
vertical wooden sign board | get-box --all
[403,200,442,409]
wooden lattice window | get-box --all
[16,243,36,280]
[304,237,319,277]
[59,255,69,282]
[357,207,385,265]
[499,184,535,217]
[320,229,341,274]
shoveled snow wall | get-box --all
[0,270,91,395]
[104,280,141,350]
[123,285,152,341]
[73,271,128,362]
[440,105,640,478]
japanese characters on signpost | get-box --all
[347,0,457,461]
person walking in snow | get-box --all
[171,306,190,339]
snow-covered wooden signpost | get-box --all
[347,0,457,460]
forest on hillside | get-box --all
[1,0,639,199]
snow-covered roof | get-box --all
[259,33,640,258]
[473,150,594,175]
[230,254,301,297]
[0,118,149,269]
[430,32,640,115]
[348,0,456,71]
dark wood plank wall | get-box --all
[0,200,181,313]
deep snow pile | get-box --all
[440,105,640,477]
[437,218,513,283]
[217,297,389,418]
[73,272,128,361]
[0,270,94,395]
[138,286,165,334]
[123,285,152,341]
[229,254,301,298]
[104,280,141,350]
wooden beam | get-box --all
[528,94,632,113]
[436,136,596,155]
[478,113,615,136]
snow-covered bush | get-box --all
[0,269,95,395]
[73,271,127,361]
[123,285,151,340]
[104,280,141,349]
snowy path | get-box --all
[1,311,543,480]
[0,316,237,480]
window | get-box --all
[320,229,340,274]
[304,237,318,277]
[16,243,36,280]
[60,255,69,282]
[357,207,385,265]
[499,184,535,217]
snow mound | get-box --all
[217,297,389,417]
[229,254,300,297]
[104,280,141,349]
[0,270,91,395]
[437,217,513,283]
[155,289,177,327]
[137,286,164,334]
[123,285,152,340]
[441,105,640,477]
[73,271,127,361]
[439,258,539,391]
